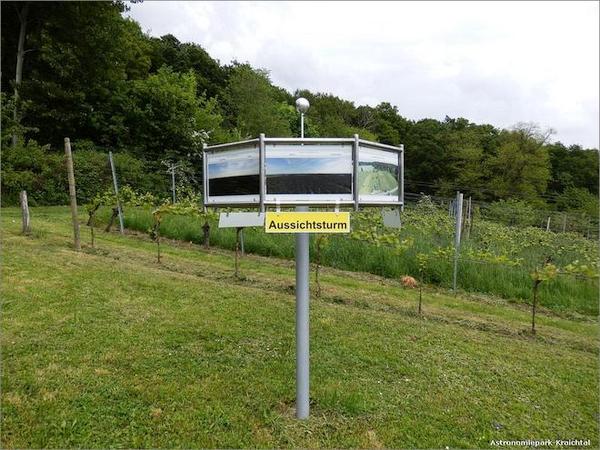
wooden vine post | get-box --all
[529,258,557,334]
[64,137,81,251]
[86,203,101,248]
[416,253,428,315]
[20,190,31,234]
[202,221,210,248]
[151,214,162,263]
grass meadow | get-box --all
[1,206,598,447]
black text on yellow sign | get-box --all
[265,212,350,234]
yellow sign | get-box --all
[265,212,350,233]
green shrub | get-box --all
[1,139,67,206]
[1,138,170,206]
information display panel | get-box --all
[265,142,353,204]
[358,144,400,204]
[203,136,403,208]
[205,141,259,205]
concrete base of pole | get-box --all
[295,205,310,419]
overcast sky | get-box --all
[127,1,599,149]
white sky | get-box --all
[127,1,599,148]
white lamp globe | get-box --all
[295,97,310,114]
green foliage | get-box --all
[148,191,217,260]
[72,146,153,204]
[547,142,599,195]
[1,138,66,205]
[484,199,537,227]
[148,34,226,99]
[0,136,168,206]
[114,203,598,315]
[555,187,599,217]
[487,124,551,202]
[530,262,558,283]
[225,64,292,138]
[2,2,152,147]
[122,67,214,160]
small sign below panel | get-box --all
[382,209,402,228]
[265,212,350,234]
[219,212,266,228]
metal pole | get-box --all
[171,165,176,204]
[108,151,124,235]
[453,191,463,293]
[259,133,266,213]
[398,144,404,211]
[300,113,305,139]
[352,134,359,211]
[202,144,208,211]
[295,205,310,419]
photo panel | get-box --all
[206,145,260,203]
[358,146,399,202]
[265,143,353,202]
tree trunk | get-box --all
[12,2,29,148]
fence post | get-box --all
[468,197,474,238]
[20,190,31,234]
[108,151,124,235]
[464,196,472,239]
[453,191,463,293]
[64,138,81,251]
[171,165,176,204]
[545,216,551,232]
[562,213,567,233]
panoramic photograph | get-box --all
[358,148,400,197]
[1,1,598,449]
[207,148,260,196]
[266,146,353,195]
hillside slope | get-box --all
[1,207,598,448]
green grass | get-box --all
[103,206,599,316]
[2,207,598,448]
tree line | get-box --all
[1,1,598,217]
